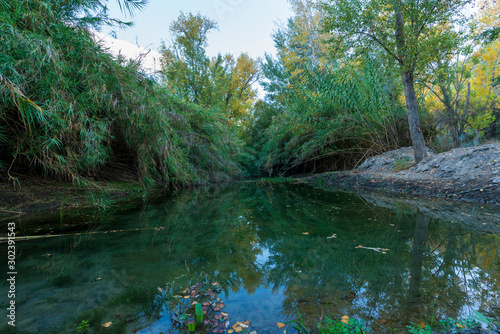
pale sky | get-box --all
[99,0,293,73]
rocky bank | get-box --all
[304,144,500,205]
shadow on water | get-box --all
[0,182,499,333]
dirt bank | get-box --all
[0,178,145,219]
[303,144,500,205]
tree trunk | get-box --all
[402,71,428,163]
[394,4,428,163]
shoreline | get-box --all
[301,144,500,206]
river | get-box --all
[1,182,499,333]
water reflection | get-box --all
[0,183,499,333]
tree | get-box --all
[422,52,472,148]
[160,12,259,122]
[320,0,471,162]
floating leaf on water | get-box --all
[215,314,223,320]
[219,303,226,309]
[221,312,229,317]
[243,320,251,326]
[102,322,112,327]
[214,306,222,311]
[240,323,249,328]
[228,330,234,334]
[249,331,257,334]
[277,322,286,329]
[234,326,243,332]
[225,321,230,328]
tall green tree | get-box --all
[160,12,259,122]
[319,0,471,162]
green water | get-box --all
[1,183,500,333]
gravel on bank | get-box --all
[304,144,500,205]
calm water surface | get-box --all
[1,183,499,333]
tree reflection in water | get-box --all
[4,183,499,333]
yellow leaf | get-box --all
[418,322,426,329]
[102,322,112,327]
[228,330,234,334]
[341,315,349,324]
[235,326,243,332]
[277,322,286,329]
[184,295,190,299]
[302,232,309,235]
[456,323,465,329]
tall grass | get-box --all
[0,0,242,188]
[251,56,404,176]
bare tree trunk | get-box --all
[402,71,428,163]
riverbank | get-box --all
[0,178,145,219]
[302,144,500,205]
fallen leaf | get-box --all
[191,301,198,305]
[221,312,229,317]
[341,315,349,324]
[234,326,243,332]
[327,234,337,239]
[102,322,112,327]
[378,319,387,324]
[249,331,257,334]
[240,323,249,328]
[212,282,220,286]
[302,232,309,235]
[418,322,426,329]
[157,287,163,292]
[456,323,465,329]
[228,330,234,334]
[277,322,286,329]
[173,295,183,298]
[184,296,190,299]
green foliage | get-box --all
[76,320,90,333]
[252,54,402,176]
[0,0,242,188]
[160,12,260,122]
[393,155,413,172]
[293,315,371,334]
[195,303,203,323]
